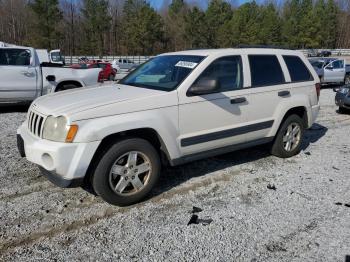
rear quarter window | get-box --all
[248,55,285,87]
[283,55,313,82]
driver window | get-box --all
[332,60,343,69]
[192,56,243,92]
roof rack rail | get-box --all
[236,44,294,50]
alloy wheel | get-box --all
[109,151,152,196]
[282,123,301,152]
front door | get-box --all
[178,55,251,156]
[0,48,38,102]
[324,59,345,83]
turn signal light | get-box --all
[66,125,79,143]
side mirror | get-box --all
[188,78,220,96]
[326,66,333,70]
[46,75,56,82]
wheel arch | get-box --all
[270,105,309,138]
[83,128,172,187]
[54,80,83,92]
[281,106,308,128]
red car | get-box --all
[72,61,117,81]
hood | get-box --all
[32,84,178,120]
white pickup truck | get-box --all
[309,58,350,85]
[0,42,101,104]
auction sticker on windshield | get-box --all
[175,61,198,69]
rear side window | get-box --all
[0,48,31,66]
[249,55,285,87]
[283,55,313,82]
[194,56,243,92]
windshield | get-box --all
[120,55,205,91]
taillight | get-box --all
[98,70,104,83]
[315,83,321,101]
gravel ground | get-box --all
[0,88,350,262]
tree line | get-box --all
[1,0,350,56]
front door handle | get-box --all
[278,91,290,97]
[21,72,34,77]
[230,97,247,104]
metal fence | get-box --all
[64,49,350,65]
[299,49,350,56]
[64,55,153,65]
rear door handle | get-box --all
[278,91,290,97]
[230,97,247,104]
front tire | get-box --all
[92,138,161,206]
[271,114,305,158]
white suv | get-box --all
[17,48,320,206]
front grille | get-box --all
[27,110,45,137]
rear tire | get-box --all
[271,114,305,158]
[91,138,161,206]
[338,107,348,114]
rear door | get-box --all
[242,54,289,142]
[0,48,38,102]
[324,59,345,83]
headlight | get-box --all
[42,116,78,143]
[339,87,349,95]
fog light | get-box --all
[42,153,54,170]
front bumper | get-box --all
[38,166,84,188]
[17,123,100,187]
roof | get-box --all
[0,41,31,49]
[160,48,301,57]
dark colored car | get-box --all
[334,85,350,113]
[307,50,332,57]
[318,50,332,57]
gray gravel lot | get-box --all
[0,88,350,261]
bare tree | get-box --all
[0,0,32,45]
